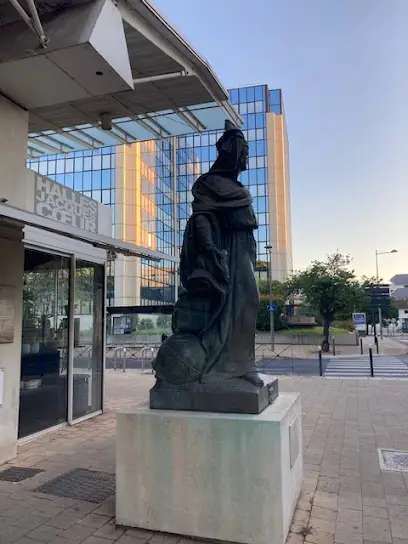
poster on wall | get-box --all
[0,286,15,343]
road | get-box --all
[258,355,408,378]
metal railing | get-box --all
[108,344,158,373]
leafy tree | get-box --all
[256,279,287,331]
[156,314,172,329]
[139,318,155,330]
[286,253,368,351]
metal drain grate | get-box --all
[0,467,44,482]
[36,468,115,504]
[378,449,408,472]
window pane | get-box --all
[83,171,92,191]
[74,157,83,172]
[92,155,102,170]
[102,155,110,169]
[73,262,104,419]
[101,170,111,189]
[48,161,56,175]
[229,88,238,104]
[254,85,265,101]
[65,159,74,173]
[92,170,102,189]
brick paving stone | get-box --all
[362,516,391,542]
[390,513,408,539]
[0,525,30,544]
[58,523,95,542]
[337,508,363,529]
[286,533,305,543]
[116,536,153,544]
[309,517,335,535]
[305,530,334,543]
[78,513,111,529]
[0,515,13,529]
[12,514,49,531]
[45,511,82,530]
[311,506,337,522]
[93,519,125,540]
[362,506,388,519]
[24,524,62,543]
[335,521,363,544]
[82,537,116,544]
[338,491,363,510]
[313,491,338,511]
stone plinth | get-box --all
[150,374,279,414]
[116,393,303,544]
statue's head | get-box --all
[211,120,248,178]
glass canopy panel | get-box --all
[27,102,239,157]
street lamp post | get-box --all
[265,245,275,352]
[375,249,398,339]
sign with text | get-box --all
[352,312,366,331]
[34,175,98,233]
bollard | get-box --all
[122,347,127,372]
[318,347,323,376]
[374,335,379,354]
[369,347,374,377]
[332,336,336,356]
[360,337,363,355]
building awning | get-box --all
[0,202,178,262]
[0,0,241,158]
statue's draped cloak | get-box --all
[172,171,259,381]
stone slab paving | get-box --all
[2,372,408,543]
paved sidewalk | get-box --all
[2,372,408,543]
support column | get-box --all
[0,94,29,464]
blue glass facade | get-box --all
[27,85,290,306]
[176,85,282,265]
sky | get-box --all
[153,0,408,283]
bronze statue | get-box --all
[152,120,264,391]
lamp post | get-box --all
[265,245,275,351]
[375,249,398,339]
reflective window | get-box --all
[19,249,70,438]
[73,261,104,419]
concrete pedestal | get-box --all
[116,393,303,544]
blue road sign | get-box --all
[267,305,276,312]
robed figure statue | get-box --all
[153,120,263,388]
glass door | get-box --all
[72,261,104,420]
[19,249,70,438]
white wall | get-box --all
[0,94,29,209]
[0,95,28,464]
[0,226,24,465]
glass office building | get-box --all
[176,85,292,281]
[27,84,292,311]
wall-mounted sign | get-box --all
[34,175,99,233]
[0,286,15,344]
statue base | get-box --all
[149,374,278,414]
[116,393,303,544]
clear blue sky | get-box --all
[154,0,408,282]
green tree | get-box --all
[139,318,155,331]
[256,279,287,331]
[286,253,368,351]
[156,314,172,329]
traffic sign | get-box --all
[267,305,276,312]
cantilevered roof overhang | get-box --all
[0,202,179,262]
[0,0,241,157]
